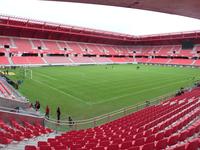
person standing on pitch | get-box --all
[68,116,73,127]
[45,105,50,119]
[57,107,61,123]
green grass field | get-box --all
[8,64,200,120]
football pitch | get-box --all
[10,64,200,120]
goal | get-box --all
[24,68,32,79]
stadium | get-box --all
[0,0,200,150]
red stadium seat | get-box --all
[133,138,145,146]
[168,134,179,146]
[155,138,167,150]
[128,146,140,150]
[185,138,199,150]
[173,145,186,150]
[141,142,155,150]
[121,141,133,149]
[25,145,37,150]
[107,144,120,150]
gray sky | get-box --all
[1,0,200,35]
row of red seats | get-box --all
[1,37,200,57]
[11,56,45,65]
[0,56,9,65]
[0,118,53,145]
[0,80,11,95]
[135,58,196,66]
[0,80,12,98]
[2,55,200,66]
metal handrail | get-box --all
[0,105,43,117]
[44,90,176,131]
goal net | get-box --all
[24,68,32,79]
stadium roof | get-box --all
[49,0,200,19]
[1,14,200,45]
[1,0,200,45]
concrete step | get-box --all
[2,132,60,150]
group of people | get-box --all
[30,101,74,126]
[29,100,40,111]
[45,106,74,126]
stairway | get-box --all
[68,57,74,64]
[29,39,35,49]
[2,132,60,150]
[41,57,48,64]
[10,38,16,48]
[191,60,196,65]
[7,57,13,65]
[166,59,172,64]
[56,41,62,50]
[40,40,47,50]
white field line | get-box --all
[92,78,191,105]
[32,69,194,106]
[100,75,189,94]
[34,72,58,81]
[32,79,91,106]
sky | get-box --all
[1,0,200,36]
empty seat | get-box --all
[107,144,119,150]
[133,138,145,146]
[0,137,12,144]
[121,141,133,149]
[168,134,179,146]
[25,145,37,150]
[186,138,199,150]
[53,145,67,150]
[155,131,164,141]
[173,145,186,150]
[145,135,156,143]
[38,141,49,147]
[128,146,140,150]
[179,131,188,142]
[93,146,105,150]
[39,145,52,150]
[141,142,155,150]
[155,138,167,150]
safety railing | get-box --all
[44,91,177,131]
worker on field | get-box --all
[68,116,73,127]
[35,100,40,111]
[37,101,40,110]
[45,105,50,119]
[57,107,61,123]
[34,101,38,111]
[145,100,150,107]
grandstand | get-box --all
[0,0,200,150]
[1,36,200,66]
[25,87,200,150]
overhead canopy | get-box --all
[1,15,200,45]
[49,0,200,19]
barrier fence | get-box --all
[44,91,177,131]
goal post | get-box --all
[24,68,32,79]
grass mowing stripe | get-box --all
[93,75,192,101]
[32,79,92,106]
[92,77,191,104]
[33,72,57,81]
[9,64,200,119]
